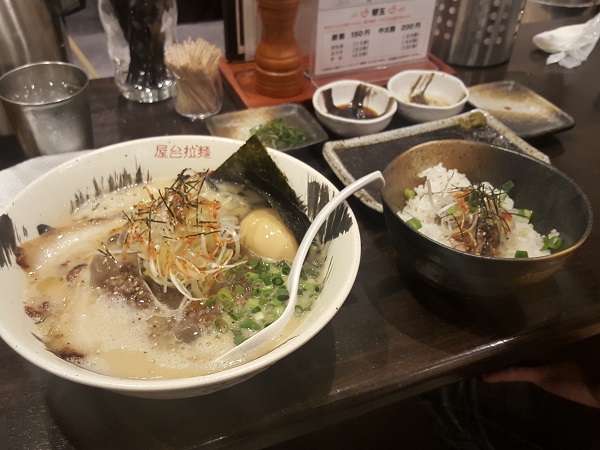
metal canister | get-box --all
[430,0,528,67]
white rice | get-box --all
[398,163,558,258]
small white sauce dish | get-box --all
[312,80,397,138]
[387,70,469,123]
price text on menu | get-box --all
[313,0,436,77]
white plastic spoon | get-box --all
[218,170,385,363]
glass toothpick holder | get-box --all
[166,38,224,120]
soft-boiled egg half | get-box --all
[239,208,298,261]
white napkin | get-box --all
[0,151,90,211]
[533,12,600,69]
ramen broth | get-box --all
[17,172,322,379]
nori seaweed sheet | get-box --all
[210,136,311,243]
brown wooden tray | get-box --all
[219,54,456,109]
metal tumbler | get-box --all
[0,61,94,158]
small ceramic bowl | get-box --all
[312,80,396,138]
[381,139,592,297]
[387,70,468,123]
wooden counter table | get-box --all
[1,17,599,449]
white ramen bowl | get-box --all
[0,135,361,399]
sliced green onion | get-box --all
[406,217,422,230]
[541,235,563,251]
[404,188,416,200]
[501,180,515,192]
[234,284,245,296]
[246,298,260,308]
[216,287,233,301]
[240,318,261,330]
[220,299,234,310]
[233,331,246,346]
[224,256,323,346]
[212,317,229,333]
[276,286,289,301]
[260,270,272,282]
[515,250,529,258]
[280,262,291,276]
[516,209,533,221]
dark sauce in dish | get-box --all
[336,104,379,119]
[322,83,381,120]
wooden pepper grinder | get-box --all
[254,0,304,98]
